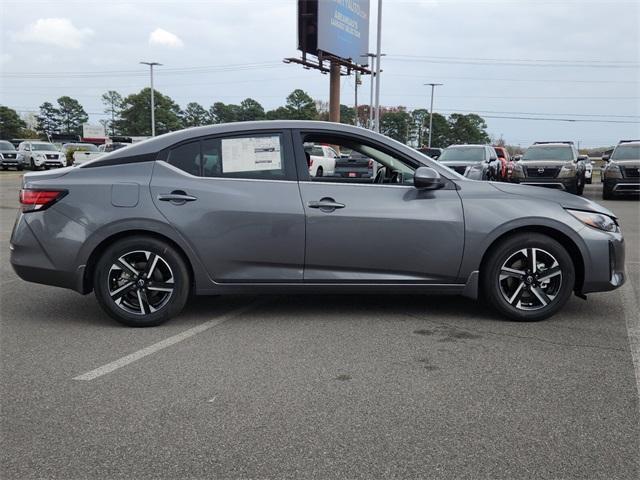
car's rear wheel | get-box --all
[482,233,575,321]
[94,236,190,327]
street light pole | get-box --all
[425,83,443,148]
[140,61,162,136]
[373,0,383,132]
[361,53,376,129]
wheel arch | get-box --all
[478,225,586,294]
[79,222,206,294]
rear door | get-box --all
[150,129,306,283]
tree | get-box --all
[380,108,415,143]
[182,102,210,127]
[115,88,182,135]
[447,113,490,145]
[340,104,356,125]
[238,98,265,122]
[428,113,450,148]
[35,102,61,137]
[0,106,27,139]
[57,96,88,135]
[265,106,292,120]
[101,90,123,136]
[284,89,317,120]
[411,108,430,146]
[209,102,241,124]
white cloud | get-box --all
[13,18,93,49]
[149,28,184,48]
[0,53,11,65]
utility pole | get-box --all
[329,61,341,123]
[373,0,383,132]
[354,71,360,126]
[140,61,162,136]
[362,53,376,129]
[424,83,443,148]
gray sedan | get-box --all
[10,121,625,326]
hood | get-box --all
[490,182,616,218]
[31,150,62,155]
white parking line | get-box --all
[73,302,259,381]
[621,280,640,405]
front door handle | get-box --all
[158,190,197,204]
[308,197,345,212]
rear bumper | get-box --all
[10,213,85,293]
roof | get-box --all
[82,121,422,168]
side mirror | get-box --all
[513,155,522,162]
[602,154,610,162]
[414,167,444,190]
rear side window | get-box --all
[202,134,288,180]
[167,141,201,176]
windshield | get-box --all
[0,141,15,150]
[612,144,640,160]
[438,147,485,162]
[523,146,573,161]
[31,143,56,151]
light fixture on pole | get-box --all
[424,83,443,148]
[140,61,162,137]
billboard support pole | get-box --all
[329,61,341,123]
[373,0,383,132]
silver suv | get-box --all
[513,141,586,195]
[17,141,65,170]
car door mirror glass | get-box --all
[414,167,444,190]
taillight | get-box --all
[19,189,66,212]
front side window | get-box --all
[301,133,416,185]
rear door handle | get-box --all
[158,191,197,204]
[308,198,345,211]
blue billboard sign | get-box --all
[317,0,370,63]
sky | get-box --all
[0,0,639,148]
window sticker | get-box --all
[221,136,282,173]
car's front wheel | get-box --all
[482,233,575,321]
[93,236,190,327]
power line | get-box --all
[386,73,639,84]
[386,56,640,69]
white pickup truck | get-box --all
[60,143,106,166]
[305,144,338,177]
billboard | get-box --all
[298,0,370,64]
[82,123,106,139]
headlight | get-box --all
[605,163,623,179]
[557,164,576,178]
[567,209,619,233]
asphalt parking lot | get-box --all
[1,171,639,479]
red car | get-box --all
[493,146,514,181]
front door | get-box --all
[295,131,465,283]
[150,130,306,283]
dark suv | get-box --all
[512,141,586,195]
[602,140,640,199]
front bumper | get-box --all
[580,226,625,294]
[604,177,640,195]
[515,177,576,190]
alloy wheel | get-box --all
[107,250,175,315]
[498,247,563,311]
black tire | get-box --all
[1,166,7,171]
[30,158,36,170]
[565,179,578,195]
[481,233,575,322]
[576,176,584,195]
[93,236,191,327]
[316,166,323,177]
[603,184,614,200]
[17,165,23,171]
